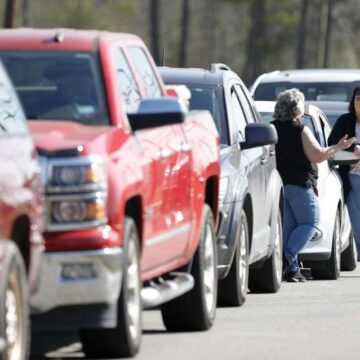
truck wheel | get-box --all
[248,209,282,293]
[311,212,341,280]
[0,241,29,360]
[341,233,357,271]
[161,204,217,331]
[218,209,249,307]
[80,217,142,358]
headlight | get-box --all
[219,177,229,204]
[49,156,106,189]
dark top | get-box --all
[328,112,357,199]
[271,119,318,188]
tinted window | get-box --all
[114,49,141,114]
[0,62,28,135]
[234,84,256,123]
[300,114,320,143]
[0,51,109,125]
[254,82,360,102]
[259,111,274,124]
[127,47,162,98]
[230,88,247,141]
[187,85,229,145]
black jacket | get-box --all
[328,112,357,199]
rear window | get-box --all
[0,51,109,125]
[254,82,360,102]
[187,85,229,145]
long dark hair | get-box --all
[349,85,360,114]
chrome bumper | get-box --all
[30,248,123,314]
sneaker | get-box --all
[284,271,307,283]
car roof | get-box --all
[254,69,360,83]
[159,66,224,87]
[0,28,142,52]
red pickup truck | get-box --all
[0,28,220,358]
[0,60,44,360]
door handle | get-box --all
[159,149,171,159]
[181,143,192,153]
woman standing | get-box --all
[328,85,360,259]
[272,89,355,282]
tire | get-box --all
[161,204,217,331]
[80,217,142,358]
[218,209,249,307]
[311,212,341,280]
[0,241,29,360]
[248,209,282,293]
[341,232,357,271]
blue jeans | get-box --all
[283,185,320,273]
[346,174,360,255]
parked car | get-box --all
[255,101,358,278]
[305,101,348,127]
[0,28,221,358]
[250,69,360,103]
[0,60,44,360]
[160,64,284,307]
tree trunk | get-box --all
[245,0,267,85]
[296,0,309,69]
[4,0,16,28]
[149,0,160,65]
[179,0,190,67]
[323,0,335,68]
[22,0,30,26]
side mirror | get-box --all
[329,150,359,166]
[128,97,186,131]
[240,123,278,150]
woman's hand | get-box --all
[337,134,356,150]
[354,144,360,158]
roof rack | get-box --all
[210,63,231,73]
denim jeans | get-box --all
[346,173,360,255]
[283,184,320,273]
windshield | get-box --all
[0,51,109,125]
[258,111,273,124]
[254,81,360,102]
[187,85,229,145]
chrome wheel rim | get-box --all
[126,236,141,344]
[335,217,341,272]
[238,217,248,294]
[6,267,23,360]
[203,223,216,314]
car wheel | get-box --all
[341,232,357,271]
[161,204,217,331]
[218,209,249,307]
[80,217,142,358]
[0,241,29,360]
[248,209,282,293]
[311,212,341,280]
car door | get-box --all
[122,47,192,270]
[228,82,270,255]
[300,112,340,251]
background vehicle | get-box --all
[0,28,220,358]
[305,101,348,127]
[250,69,360,102]
[256,101,358,279]
[0,60,44,360]
[160,64,284,308]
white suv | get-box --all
[250,69,360,102]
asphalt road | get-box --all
[31,265,360,360]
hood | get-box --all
[29,120,111,154]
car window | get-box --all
[127,47,162,98]
[300,114,322,145]
[258,111,273,124]
[234,84,256,123]
[114,49,141,114]
[319,114,331,146]
[254,81,359,102]
[0,50,109,125]
[187,85,229,145]
[230,88,247,142]
[0,62,28,135]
